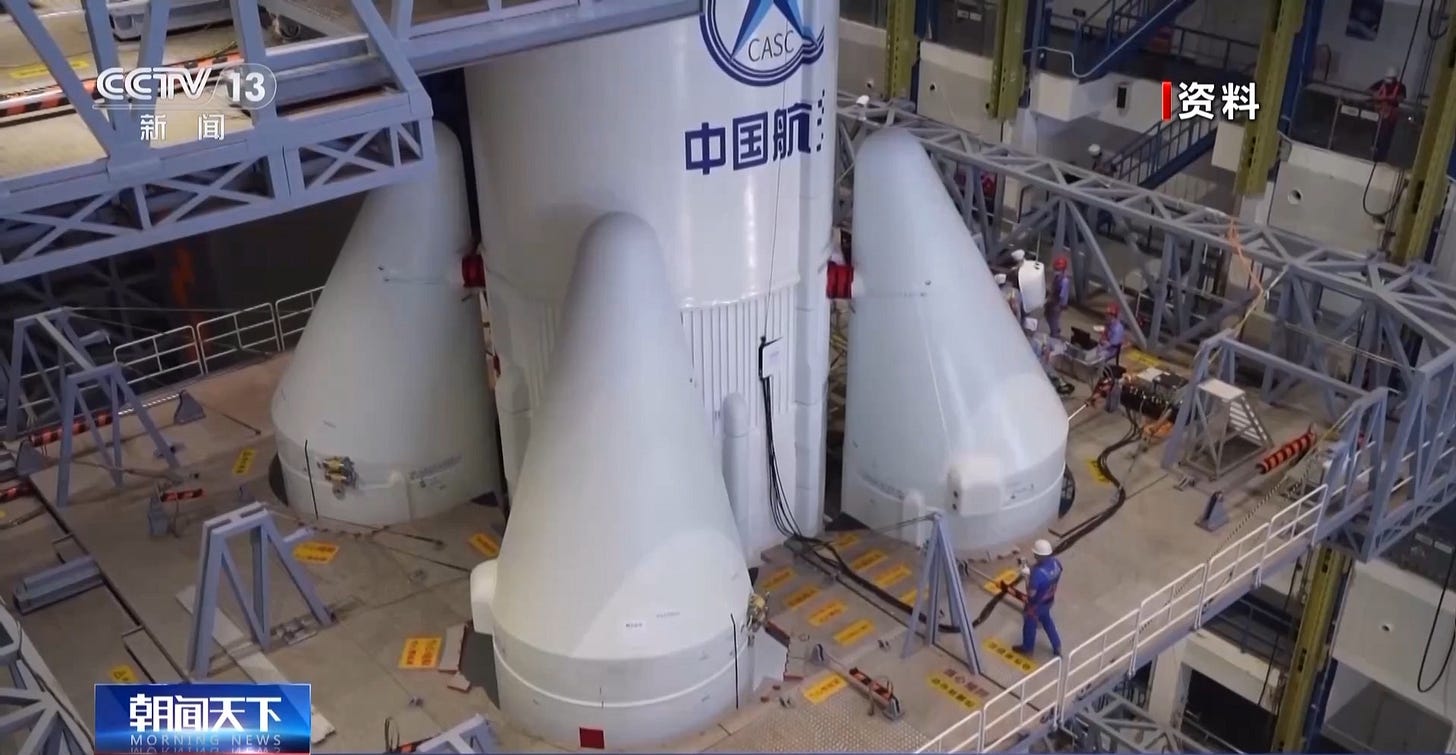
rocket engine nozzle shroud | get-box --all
[469,213,756,751]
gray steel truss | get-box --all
[0,0,698,284]
[1063,693,1209,753]
[834,95,1456,563]
[0,599,93,755]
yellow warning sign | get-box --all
[928,673,981,710]
[398,636,443,669]
[834,619,875,646]
[292,541,339,565]
[807,600,846,627]
[900,588,918,605]
[232,448,256,477]
[760,567,794,591]
[984,637,1038,672]
[469,532,500,558]
[108,665,138,683]
[830,531,861,549]
[1086,458,1111,484]
[873,563,913,589]
[9,57,87,80]
[850,549,887,572]
[785,585,819,609]
[802,672,847,704]
[981,568,1020,595]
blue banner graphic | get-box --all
[95,683,312,755]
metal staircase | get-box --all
[1180,377,1275,480]
[1062,0,1199,81]
[1104,113,1218,189]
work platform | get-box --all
[0,302,1361,753]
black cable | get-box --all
[1429,0,1450,39]
[1416,544,1456,693]
[1256,557,1304,742]
[1362,0,1425,219]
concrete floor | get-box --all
[0,304,1321,752]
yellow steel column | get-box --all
[884,0,918,101]
[1393,27,1456,264]
[989,0,1027,120]
[1270,545,1351,752]
[1235,0,1306,195]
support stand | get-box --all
[54,363,179,508]
[414,714,499,753]
[1195,490,1229,532]
[186,503,334,678]
[901,511,982,675]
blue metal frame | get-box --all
[186,502,333,678]
[1048,0,1199,81]
[0,0,699,285]
[901,512,982,675]
[1104,115,1217,189]
[0,601,94,755]
[1279,0,1325,135]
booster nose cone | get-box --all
[483,213,754,750]
[841,128,1069,555]
[269,122,500,527]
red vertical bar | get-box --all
[1161,81,1174,120]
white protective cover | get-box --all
[477,214,754,750]
[840,129,1069,554]
[465,0,840,563]
[270,123,500,526]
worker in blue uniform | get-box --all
[1099,301,1124,365]
[1047,255,1071,340]
[1014,538,1062,657]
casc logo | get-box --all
[701,0,826,87]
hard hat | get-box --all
[1010,249,1026,262]
[1088,144,1102,157]
[1032,539,1054,557]
[1385,67,1397,79]
[1053,256,1069,271]
[1106,301,1120,315]
[994,273,1007,285]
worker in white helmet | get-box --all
[1014,538,1063,657]
[1087,144,1104,173]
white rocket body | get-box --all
[464,0,840,564]
[270,124,501,526]
[840,129,1069,554]
[468,214,754,750]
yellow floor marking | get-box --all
[830,531,861,549]
[834,618,875,646]
[850,549,887,571]
[873,563,913,589]
[232,448,256,476]
[108,665,137,683]
[900,588,918,605]
[928,672,981,710]
[398,637,442,669]
[984,637,1038,672]
[802,672,847,704]
[1126,348,1161,368]
[469,532,500,558]
[981,567,1020,595]
[784,585,819,609]
[9,58,87,79]
[807,600,847,627]
[1087,458,1111,483]
[292,541,338,565]
[760,567,794,591]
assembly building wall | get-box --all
[1315,0,1445,96]
[1332,558,1456,722]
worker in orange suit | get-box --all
[1369,68,1407,164]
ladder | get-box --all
[1182,378,1274,480]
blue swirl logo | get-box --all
[701,0,825,87]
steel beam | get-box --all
[1071,692,1210,752]
[1270,546,1350,752]
[0,600,94,755]
[1393,25,1456,264]
[989,0,1027,120]
[884,0,918,102]
[1235,0,1305,195]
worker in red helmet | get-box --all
[1098,301,1125,365]
[1369,68,1407,164]
[1046,255,1072,340]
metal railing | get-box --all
[1047,5,1258,83]
[916,467,1362,751]
[2,287,324,436]
[1106,115,1219,188]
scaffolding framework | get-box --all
[834,96,1456,562]
[0,598,93,755]
[1066,692,1210,753]
[0,0,698,284]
